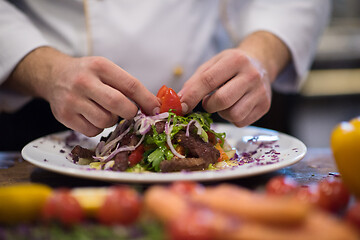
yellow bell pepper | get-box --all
[0,184,52,224]
[331,117,360,198]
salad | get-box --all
[71,86,238,173]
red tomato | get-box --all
[170,181,203,195]
[295,185,322,206]
[266,175,299,195]
[42,189,84,226]
[294,177,350,213]
[128,144,145,167]
[168,207,215,240]
[159,87,183,116]
[157,85,168,99]
[345,201,360,231]
[316,177,350,212]
[97,186,141,225]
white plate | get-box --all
[21,124,306,183]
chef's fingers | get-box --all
[178,51,245,114]
[54,108,103,137]
[92,57,160,115]
[87,80,140,120]
[217,90,270,127]
[74,97,119,129]
[201,74,248,113]
[215,91,256,125]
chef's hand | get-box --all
[5,47,160,137]
[178,31,290,127]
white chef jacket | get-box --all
[0,0,330,113]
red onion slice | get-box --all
[166,124,185,159]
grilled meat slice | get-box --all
[112,152,129,171]
[71,145,95,162]
[159,130,220,172]
[148,121,166,135]
[174,131,220,165]
[160,157,207,172]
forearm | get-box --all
[237,31,291,83]
[3,46,70,101]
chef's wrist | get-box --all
[4,46,70,100]
[237,31,291,83]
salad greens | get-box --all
[78,110,227,172]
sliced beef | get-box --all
[112,152,129,171]
[120,132,139,146]
[148,121,166,135]
[174,131,220,166]
[155,121,166,134]
[160,157,208,172]
[159,130,220,172]
[71,145,95,162]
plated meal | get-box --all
[21,85,307,182]
[71,110,237,173]
[71,85,237,173]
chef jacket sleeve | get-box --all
[224,0,331,93]
[0,0,49,112]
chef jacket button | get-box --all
[173,65,183,78]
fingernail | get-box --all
[152,107,160,115]
[177,91,183,98]
[181,102,188,114]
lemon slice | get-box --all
[71,187,108,217]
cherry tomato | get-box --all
[158,86,183,116]
[316,177,350,212]
[170,181,203,195]
[42,189,84,226]
[157,85,168,99]
[167,207,215,240]
[266,175,299,195]
[345,201,360,231]
[97,186,141,225]
[128,144,145,167]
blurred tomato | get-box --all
[168,207,215,240]
[316,177,350,212]
[295,185,322,205]
[265,175,298,195]
[97,186,141,225]
[331,117,360,198]
[170,181,203,195]
[42,188,84,226]
[345,201,360,231]
[294,177,350,213]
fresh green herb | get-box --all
[147,148,165,171]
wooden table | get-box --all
[0,148,338,189]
